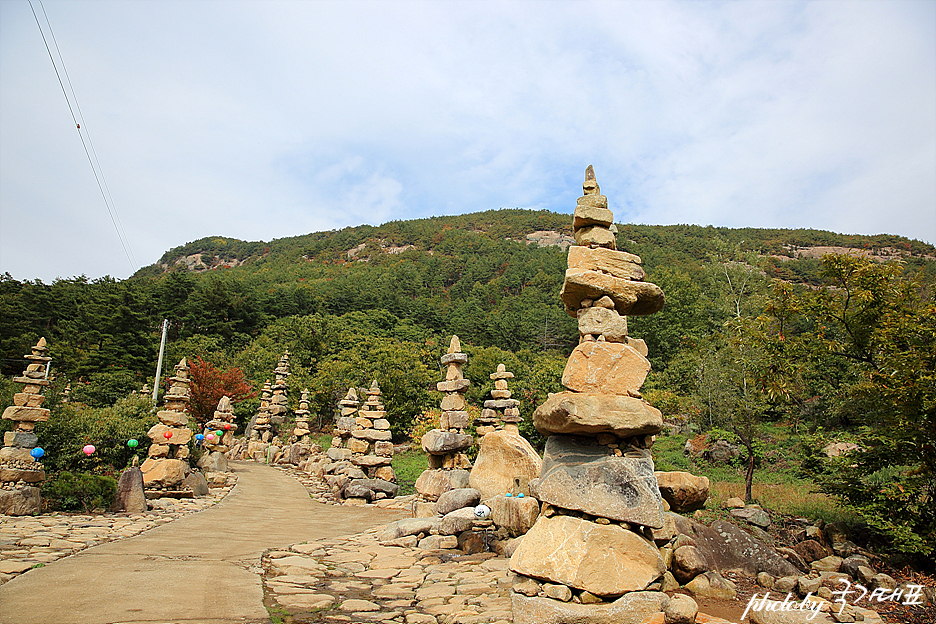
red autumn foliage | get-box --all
[188,356,256,426]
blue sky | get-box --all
[1,0,934,282]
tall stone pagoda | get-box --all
[267,351,291,438]
[0,338,51,515]
[353,380,395,483]
[141,358,195,497]
[199,395,237,473]
[250,380,273,442]
[414,336,474,502]
[291,389,312,444]
[509,167,670,622]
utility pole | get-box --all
[152,319,169,405]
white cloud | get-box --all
[1,0,933,281]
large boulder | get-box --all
[111,465,146,513]
[181,471,209,496]
[561,342,650,396]
[511,590,667,624]
[671,515,800,578]
[531,435,664,528]
[0,486,41,515]
[469,430,543,500]
[533,392,662,438]
[197,450,229,473]
[141,458,186,487]
[509,515,665,596]
[414,468,470,501]
[655,471,710,512]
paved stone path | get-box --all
[0,484,235,583]
[0,462,404,624]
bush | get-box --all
[37,393,157,473]
[42,471,117,513]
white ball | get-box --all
[473,504,491,519]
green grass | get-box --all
[654,426,856,527]
[312,433,332,450]
[392,449,428,495]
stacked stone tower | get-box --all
[0,338,51,515]
[203,396,237,453]
[267,352,291,438]
[291,389,312,444]
[352,381,396,482]
[250,380,273,441]
[197,396,237,474]
[329,387,360,456]
[415,336,474,502]
[509,167,670,622]
[474,364,521,436]
[142,358,195,496]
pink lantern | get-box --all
[82,444,95,456]
[206,433,216,442]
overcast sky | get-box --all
[1,0,934,282]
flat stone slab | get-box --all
[533,391,663,438]
[561,269,664,317]
[531,435,665,528]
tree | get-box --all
[188,356,256,427]
[800,255,936,555]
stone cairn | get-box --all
[291,389,312,444]
[509,166,671,622]
[267,351,291,441]
[414,336,474,504]
[323,385,399,503]
[250,380,273,442]
[354,381,396,482]
[141,358,196,497]
[474,364,521,436]
[197,396,236,474]
[0,338,51,515]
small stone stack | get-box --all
[198,396,236,474]
[329,387,360,457]
[291,389,312,443]
[414,336,474,503]
[469,362,542,507]
[321,387,399,503]
[267,352,291,440]
[0,338,51,515]
[250,380,273,442]
[351,381,395,482]
[475,364,521,436]
[509,167,670,623]
[142,358,195,497]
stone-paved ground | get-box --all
[0,480,235,584]
[262,527,514,624]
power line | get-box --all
[28,0,137,273]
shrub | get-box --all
[37,393,157,473]
[42,471,117,513]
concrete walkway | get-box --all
[0,462,405,624]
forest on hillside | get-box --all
[1,209,934,556]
